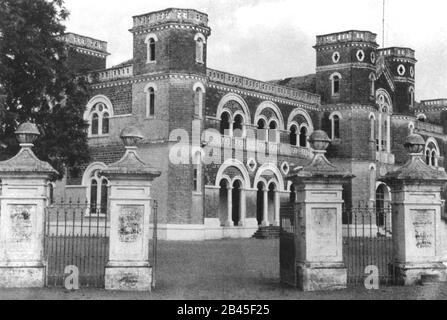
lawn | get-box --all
[1,239,447,300]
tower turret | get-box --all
[130,8,211,76]
[378,47,416,114]
[314,31,379,105]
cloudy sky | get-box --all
[64,0,447,101]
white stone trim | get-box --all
[216,93,251,123]
[254,163,285,191]
[254,101,285,130]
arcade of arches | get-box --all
[216,167,288,228]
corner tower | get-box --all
[314,31,379,105]
[58,33,109,73]
[378,47,416,114]
[130,8,211,76]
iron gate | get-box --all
[44,200,109,288]
[342,204,397,286]
[44,199,159,288]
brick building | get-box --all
[55,8,447,240]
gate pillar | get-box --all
[284,131,353,291]
[382,134,447,285]
[0,123,57,288]
[102,127,161,291]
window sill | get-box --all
[146,61,157,65]
[88,134,111,139]
[193,192,203,196]
[145,116,156,120]
[84,213,107,219]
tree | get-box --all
[0,0,90,178]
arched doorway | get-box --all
[232,180,242,226]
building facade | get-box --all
[55,8,447,240]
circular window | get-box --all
[410,66,414,78]
[357,50,365,62]
[332,51,340,63]
[281,162,290,175]
[397,64,406,76]
[370,52,376,64]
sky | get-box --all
[63,0,447,101]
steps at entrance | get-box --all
[253,226,280,239]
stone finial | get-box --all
[120,126,143,149]
[382,134,447,183]
[309,130,331,152]
[404,133,425,155]
[15,122,40,147]
[0,122,57,175]
[102,126,161,181]
[287,130,353,181]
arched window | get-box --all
[329,112,342,140]
[257,119,267,141]
[269,121,278,143]
[369,73,376,97]
[145,84,157,118]
[289,125,298,146]
[431,150,437,167]
[194,88,203,118]
[376,90,392,154]
[299,126,308,147]
[196,38,204,64]
[87,101,112,137]
[220,112,231,136]
[102,113,109,134]
[369,114,376,142]
[85,96,114,137]
[149,38,156,62]
[425,139,440,167]
[409,87,415,108]
[89,170,109,216]
[233,114,244,138]
[333,115,340,139]
[91,113,99,135]
[330,73,342,96]
[417,114,427,122]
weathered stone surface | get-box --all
[105,266,152,291]
[297,263,347,292]
[0,266,45,288]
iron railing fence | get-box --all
[343,203,397,286]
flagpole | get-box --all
[382,0,385,48]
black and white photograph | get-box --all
[1,0,447,306]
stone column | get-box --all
[262,188,269,227]
[226,186,234,227]
[382,134,447,285]
[274,190,280,227]
[239,188,246,227]
[0,123,57,288]
[102,127,161,291]
[285,131,354,291]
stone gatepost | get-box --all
[0,123,57,288]
[102,127,161,291]
[382,134,447,285]
[285,131,354,291]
